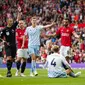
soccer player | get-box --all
[15,20,28,77]
[47,18,80,63]
[22,15,55,77]
[44,45,81,78]
[0,11,21,77]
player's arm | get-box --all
[61,56,72,70]
[11,12,22,29]
[21,27,28,49]
[46,32,56,37]
[21,35,26,49]
[16,31,23,41]
[43,22,56,29]
[72,31,80,38]
[46,29,60,38]
[16,6,22,22]
[12,7,22,29]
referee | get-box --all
[0,11,21,77]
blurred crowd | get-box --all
[0,0,85,63]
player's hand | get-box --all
[21,45,24,49]
[52,21,56,26]
[17,6,22,21]
[18,6,22,12]
[17,12,22,22]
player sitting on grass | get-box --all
[43,45,81,78]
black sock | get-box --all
[16,61,21,70]
[7,60,12,72]
[21,62,26,73]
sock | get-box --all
[69,72,76,77]
[21,62,26,73]
[16,61,21,70]
[7,60,12,72]
[34,61,36,71]
[31,60,36,73]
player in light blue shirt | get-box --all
[22,15,55,76]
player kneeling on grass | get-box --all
[43,45,81,78]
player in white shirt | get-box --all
[22,15,55,77]
[44,45,81,78]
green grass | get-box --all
[0,68,85,85]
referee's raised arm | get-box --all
[11,7,22,29]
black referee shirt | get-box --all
[0,21,18,46]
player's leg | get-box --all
[33,46,40,76]
[30,53,36,76]
[20,49,29,77]
[60,46,70,63]
[28,46,35,76]
[20,58,26,77]
[5,46,13,77]
[66,68,81,77]
[10,45,17,77]
[15,57,21,76]
[15,49,22,76]
[59,46,65,57]
[64,46,71,63]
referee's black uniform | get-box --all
[1,21,18,77]
[1,21,18,58]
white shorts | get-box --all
[48,70,67,78]
[17,49,29,59]
[60,46,70,58]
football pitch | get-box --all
[0,68,85,85]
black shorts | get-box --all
[5,45,17,58]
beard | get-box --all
[63,24,68,27]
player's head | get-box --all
[63,18,69,27]
[31,15,37,27]
[51,45,59,53]
[18,20,25,29]
[7,18,13,27]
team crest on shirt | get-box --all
[6,32,10,36]
[66,30,69,32]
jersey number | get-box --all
[51,58,56,67]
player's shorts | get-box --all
[60,46,70,58]
[5,45,17,58]
[28,45,40,56]
[48,70,67,78]
[17,49,29,59]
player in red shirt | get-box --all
[48,18,80,63]
[15,20,28,77]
